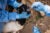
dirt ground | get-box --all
[20,10,50,33]
[20,16,50,33]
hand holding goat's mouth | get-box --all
[3,21,24,33]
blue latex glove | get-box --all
[8,11,31,20]
[0,10,31,22]
[9,12,17,21]
[0,10,16,22]
[0,10,9,22]
[31,1,50,16]
[8,0,22,8]
[16,12,31,19]
[44,5,50,16]
[32,26,41,33]
[31,1,44,12]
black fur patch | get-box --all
[16,4,31,14]
[16,6,23,14]
[7,5,14,12]
[16,19,26,25]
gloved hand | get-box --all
[8,0,22,8]
[31,1,44,12]
[0,10,9,22]
[0,10,17,22]
[31,1,50,16]
[44,5,50,16]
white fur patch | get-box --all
[3,21,23,33]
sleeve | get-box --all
[0,0,7,10]
[0,10,9,22]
